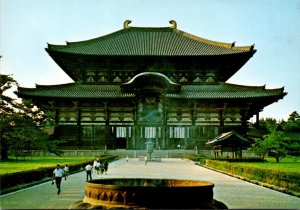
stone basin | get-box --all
[81,178,227,209]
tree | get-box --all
[0,74,59,160]
[248,119,289,162]
[263,125,289,162]
[281,111,300,132]
[248,137,269,160]
[288,111,300,121]
[281,111,300,161]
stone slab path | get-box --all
[1,158,299,209]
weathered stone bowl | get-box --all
[80,178,227,209]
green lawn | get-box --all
[0,156,94,175]
[231,157,300,173]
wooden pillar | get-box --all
[132,125,136,150]
[255,112,260,128]
[54,108,59,136]
[192,102,196,126]
[74,101,81,148]
[136,125,141,149]
[156,127,159,150]
[219,110,224,133]
[103,102,110,148]
[184,127,188,149]
[220,103,227,133]
[163,96,167,149]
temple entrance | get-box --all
[116,137,127,149]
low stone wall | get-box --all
[31,149,258,159]
[31,150,106,157]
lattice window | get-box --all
[145,127,156,138]
[116,127,126,138]
[169,127,186,138]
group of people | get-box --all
[85,158,109,181]
[52,158,110,195]
[52,163,69,195]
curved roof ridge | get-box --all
[223,82,286,92]
[176,29,254,51]
[121,72,181,93]
[183,82,266,89]
[49,27,173,48]
[177,29,232,48]
[124,72,179,86]
[47,28,125,49]
[34,82,124,89]
[35,82,79,89]
[221,82,266,90]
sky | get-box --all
[1,0,299,121]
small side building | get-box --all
[206,130,252,158]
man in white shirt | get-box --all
[52,163,65,195]
[85,163,93,181]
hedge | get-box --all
[205,160,300,194]
[0,155,118,190]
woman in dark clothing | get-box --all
[104,160,109,175]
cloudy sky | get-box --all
[1,0,299,121]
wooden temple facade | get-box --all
[17,20,287,150]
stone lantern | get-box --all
[145,139,155,161]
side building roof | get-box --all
[206,131,251,146]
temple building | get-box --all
[17,20,287,150]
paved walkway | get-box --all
[1,158,300,209]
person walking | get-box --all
[104,160,109,175]
[144,155,147,165]
[95,160,100,175]
[93,158,99,174]
[63,164,69,180]
[52,163,65,195]
[85,163,93,181]
[99,160,105,178]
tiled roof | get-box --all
[168,83,286,99]
[17,82,286,100]
[17,83,134,99]
[206,131,251,145]
[46,27,255,56]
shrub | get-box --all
[205,160,300,193]
[0,155,118,190]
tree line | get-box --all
[248,112,300,162]
[0,74,59,160]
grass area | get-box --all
[204,158,300,195]
[230,157,300,173]
[0,156,94,175]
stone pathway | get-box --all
[1,158,299,209]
